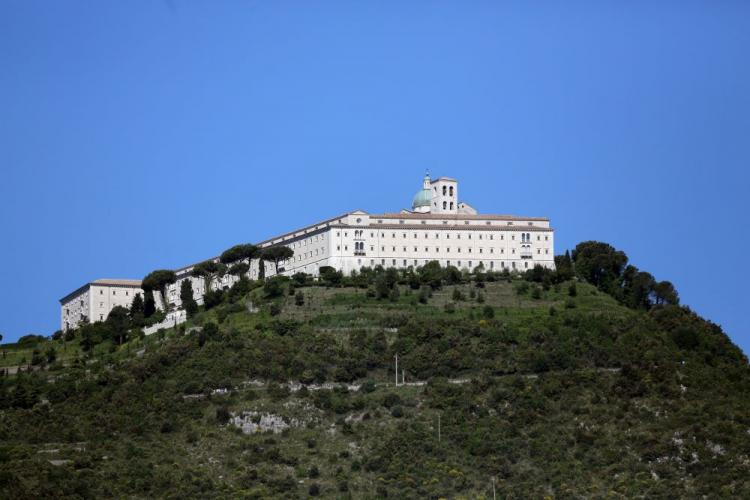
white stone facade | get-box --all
[61,175,555,325]
[60,279,143,331]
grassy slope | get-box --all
[1,279,749,499]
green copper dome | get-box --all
[412,188,432,208]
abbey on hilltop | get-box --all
[60,174,555,330]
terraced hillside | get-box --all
[1,258,749,498]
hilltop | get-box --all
[1,242,749,498]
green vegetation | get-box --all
[0,241,748,498]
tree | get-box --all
[572,241,628,292]
[319,266,342,286]
[180,279,199,317]
[191,260,227,292]
[219,243,258,265]
[143,289,156,318]
[261,246,294,275]
[295,290,305,306]
[228,262,250,278]
[419,261,443,290]
[554,251,574,282]
[654,280,679,305]
[106,306,131,345]
[130,293,145,326]
[142,269,177,311]
[257,259,265,281]
[622,267,656,309]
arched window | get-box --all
[442,201,447,209]
[449,186,454,196]
[442,186,447,195]
[450,202,454,210]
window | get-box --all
[100,290,103,295]
[336,232,340,237]
[113,290,116,295]
[442,201,447,209]
[442,186,447,195]
[450,202,454,210]
[449,186,454,196]
[399,220,405,225]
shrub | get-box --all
[444,303,456,314]
[308,466,319,478]
[390,406,404,418]
[452,289,464,301]
[568,282,577,297]
[482,305,494,319]
[531,287,542,300]
[295,291,305,306]
[216,406,231,424]
[308,483,320,496]
[383,393,401,408]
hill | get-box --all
[1,242,749,498]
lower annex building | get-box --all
[60,174,555,330]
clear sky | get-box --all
[1,1,748,353]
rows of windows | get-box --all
[338,230,549,242]
[354,258,537,270]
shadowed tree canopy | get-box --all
[191,260,227,292]
[572,241,628,291]
[141,270,177,293]
[228,262,250,277]
[142,270,177,310]
[261,246,294,274]
[219,243,259,264]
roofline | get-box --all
[374,212,550,222]
[173,211,360,273]
[342,223,554,232]
[59,279,142,304]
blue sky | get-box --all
[1,1,748,353]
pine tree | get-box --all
[180,279,199,317]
